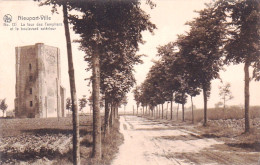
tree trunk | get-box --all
[156,105,158,118]
[223,95,226,119]
[114,104,117,119]
[104,95,110,136]
[92,45,101,159]
[162,103,164,119]
[116,106,119,119]
[223,95,226,110]
[63,4,80,165]
[109,103,114,127]
[191,96,194,124]
[137,105,139,115]
[170,100,173,120]
[177,104,179,121]
[244,62,250,132]
[3,110,6,118]
[203,85,208,126]
[158,104,161,119]
[113,104,115,125]
[166,102,168,119]
[182,103,185,122]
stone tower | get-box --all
[15,43,65,118]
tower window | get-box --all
[30,88,32,94]
[29,76,33,81]
[29,63,32,70]
[30,101,33,107]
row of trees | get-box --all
[39,0,156,164]
[134,0,259,132]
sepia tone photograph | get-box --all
[0,0,259,164]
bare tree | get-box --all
[219,82,234,110]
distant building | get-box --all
[15,43,65,118]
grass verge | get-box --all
[0,116,124,165]
[80,118,124,165]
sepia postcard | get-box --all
[0,0,259,164]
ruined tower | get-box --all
[15,43,65,118]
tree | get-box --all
[142,65,162,118]
[66,97,72,114]
[101,53,141,132]
[79,96,88,111]
[38,1,81,163]
[121,96,128,115]
[0,99,8,117]
[219,82,234,110]
[138,2,226,126]
[139,77,158,117]
[178,3,226,126]
[69,1,156,159]
[133,86,141,115]
[174,90,187,122]
[158,43,190,121]
[187,87,200,124]
[253,61,260,81]
[222,0,260,132]
[140,43,188,120]
[62,3,80,163]
[156,43,184,120]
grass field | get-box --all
[0,116,123,165]
[144,105,260,122]
[184,105,260,122]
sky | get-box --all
[0,0,259,114]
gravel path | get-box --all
[112,116,260,165]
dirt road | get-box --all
[112,116,260,165]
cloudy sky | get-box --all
[0,0,259,114]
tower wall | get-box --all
[15,43,63,118]
[60,86,66,117]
